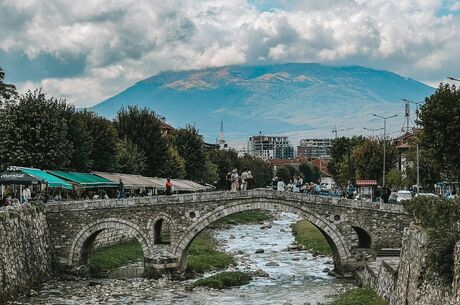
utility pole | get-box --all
[372,113,398,186]
[402,98,423,193]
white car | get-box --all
[414,192,438,198]
[397,190,413,202]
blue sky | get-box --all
[1,0,460,107]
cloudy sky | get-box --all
[1,0,460,107]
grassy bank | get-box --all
[89,240,143,274]
[291,220,331,255]
[193,271,252,289]
[217,210,272,225]
[186,233,235,273]
[328,288,388,305]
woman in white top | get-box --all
[277,179,285,192]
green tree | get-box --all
[203,159,219,185]
[115,137,147,174]
[171,125,206,181]
[418,83,460,182]
[115,106,168,176]
[385,168,402,189]
[0,67,17,108]
[67,110,94,171]
[0,90,72,169]
[237,156,272,188]
[88,114,118,172]
[276,166,291,183]
[162,146,186,179]
[329,136,365,186]
[352,138,398,185]
[207,150,238,189]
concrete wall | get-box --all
[360,224,460,305]
[0,206,53,303]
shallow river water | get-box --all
[12,212,352,305]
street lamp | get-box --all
[363,127,384,137]
[371,113,398,186]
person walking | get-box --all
[118,179,125,199]
[241,169,249,190]
[165,178,173,196]
[277,178,285,192]
[346,180,355,199]
[231,169,239,192]
[247,171,254,190]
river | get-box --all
[12,212,352,305]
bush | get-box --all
[193,271,252,289]
[403,196,460,284]
[328,287,388,305]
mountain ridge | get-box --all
[91,63,435,143]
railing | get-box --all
[44,188,407,214]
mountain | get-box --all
[91,63,435,143]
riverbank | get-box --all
[291,220,331,255]
[327,287,388,305]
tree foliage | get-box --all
[115,106,168,177]
[237,156,272,188]
[0,67,17,108]
[207,150,238,189]
[0,90,73,170]
[170,125,206,181]
[162,146,186,179]
[115,137,147,174]
[418,83,460,182]
[329,136,365,186]
[352,137,398,185]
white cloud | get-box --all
[1,0,460,106]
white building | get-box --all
[248,135,294,160]
[297,138,333,159]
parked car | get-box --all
[414,192,438,198]
[397,190,412,203]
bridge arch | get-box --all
[147,213,179,246]
[172,199,353,274]
[69,218,151,266]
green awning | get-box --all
[22,168,73,190]
[47,171,117,189]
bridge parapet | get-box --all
[44,189,407,214]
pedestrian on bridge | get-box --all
[117,179,125,199]
[165,178,173,196]
[230,169,239,192]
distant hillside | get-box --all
[91,63,435,142]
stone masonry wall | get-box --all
[0,205,53,303]
[92,228,135,249]
[360,224,460,305]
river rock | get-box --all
[265,261,279,266]
[229,234,236,239]
[292,257,300,261]
[322,267,331,273]
[283,302,293,305]
[255,248,264,253]
[252,269,269,277]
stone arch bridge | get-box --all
[44,189,409,276]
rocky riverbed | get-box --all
[11,212,354,305]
